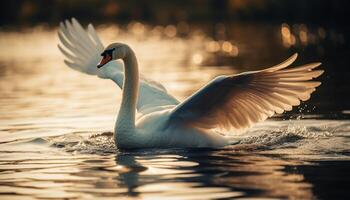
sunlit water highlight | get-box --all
[0,24,349,200]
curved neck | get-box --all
[115,47,139,132]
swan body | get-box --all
[58,18,324,149]
[119,108,229,148]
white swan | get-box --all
[58,18,324,148]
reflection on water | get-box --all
[1,137,349,199]
[0,22,350,199]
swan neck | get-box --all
[116,47,139,131]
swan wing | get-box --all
[58,18,106,75]
[58,18,179,113]
[169,54,324,132]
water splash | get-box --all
[43,120,349,162]
[49,132,117,154]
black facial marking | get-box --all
[101,48,115,57]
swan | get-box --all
[58,18,324,148]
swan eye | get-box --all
[101,48,115,57]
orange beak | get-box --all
[97,55,112,68]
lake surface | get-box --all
[0,22,349,199]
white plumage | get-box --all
[169,54,323,132]
[58,18,179,114]
[58,18,324,148]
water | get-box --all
[0,22,350,199]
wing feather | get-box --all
[87,24,104,50]
[58,29,88,60]
[169,54,324,132]
[71,18,97,51]
[57,44,82,64]
[58,18,179,113]
[263,53,298,72]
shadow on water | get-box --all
[112,148,350,199]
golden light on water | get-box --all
[128,21,145,36]
[164,25,177,37]
[299,24,308,45]
[205,40,220,52]
[230,45,239,56]
[281,23,296,47]
[222,41,233,52]
[299,30,308,44]
[281,24,291,38]
[208,40,240,56]
[192,53,203,65]
[280,23,331,49]
[151,25,164,36]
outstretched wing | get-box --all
[58,18,106,75]
[58,18,179,113]
[169,54,324,132]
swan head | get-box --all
[97,43,129,68]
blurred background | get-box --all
[1,0,349,26]
[0,0,349,119]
